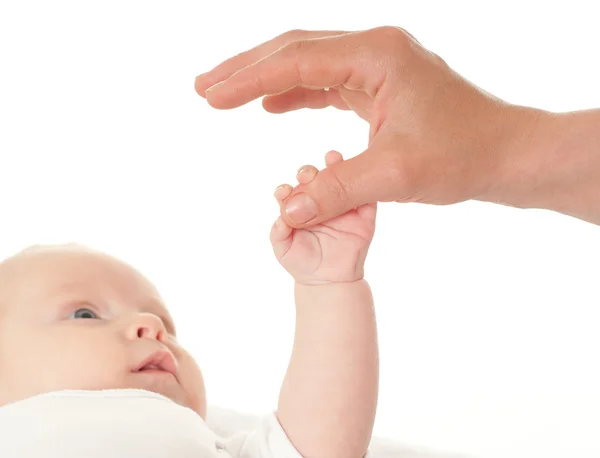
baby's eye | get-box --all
[69,308,99,319]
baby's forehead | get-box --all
[0,245,168,315]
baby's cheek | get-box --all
[173,345,206,417]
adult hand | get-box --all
[195,27,600,227]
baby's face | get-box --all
[0,246,206,417]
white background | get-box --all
[1,1,599,457]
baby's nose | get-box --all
[126,313,167,341]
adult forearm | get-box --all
[482,107,600,225]
[277,280,378,458]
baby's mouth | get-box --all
[134,350,178,381]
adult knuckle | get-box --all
[387,153,408,183]
[322,166,352,205]
[370,26,416,58]
[281,29,308,41]
[371,31,420,84]
[286,38,314,52]
[370,25,407,41]
[281,40,316,75]
[385,150,416,200]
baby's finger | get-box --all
[274,184,293,203]
[296,165,318,184]
[270,216,293,259]
[356,202,377,221]
[324,150,343,166]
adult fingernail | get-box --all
[285,193,317,224]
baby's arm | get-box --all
[270,151,379,458]
[277,280,378,458]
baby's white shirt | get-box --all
[0,389,305,458]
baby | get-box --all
[0,151,378,458]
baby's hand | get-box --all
[270,151,377,285]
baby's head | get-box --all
[0,244,206,417]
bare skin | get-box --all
[195,26,600,227]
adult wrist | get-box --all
[481,105,600,225]
[477,104,555,212]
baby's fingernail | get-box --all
[285,193,317,224]
[274,185,287,200]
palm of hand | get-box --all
[270,151,377,284]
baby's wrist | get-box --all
[291,264,366,286]
[293,279,372,310]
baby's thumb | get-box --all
[281,142,393,227]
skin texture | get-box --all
[0,244,207,418]
[195,26,600,227]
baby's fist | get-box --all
[270,151,377,285]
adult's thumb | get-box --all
[281,141,395,228]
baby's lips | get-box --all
[134,349,178,380]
